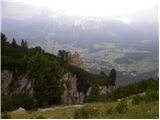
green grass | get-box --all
[7,98,158,119]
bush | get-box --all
[132,90,158,105]
[144,90,159,103]
[11,93,37,110]
[88,84,100,102]
[74,105,99,118]
[115,99,128,113]
[132,95,144,105]
[1,112,11,119]
[1,96,14,112]
[106,107,113,114]
[1,94,37,112]
[105,79,158,101]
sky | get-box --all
[2,0,158,23]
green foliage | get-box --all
[2,33,158,113]
[132,95,143,105]
[57,50,69,70]
[1,34,28,73]
[1,93,36,112]
[1,32,7,44]
[144,90,159,103]
[100,71,106,75]
[1,112,11,119]
[12,38,17,47]
[11,93,37,110]
[1,96,14,112]
[88,84,100,102]
[115,99,128,113]
[74,105,99,118]
[109,68,116,86]
[132,90,159,105]
[2,33,65,109]
[27,47,64,106]
[106,107,113,114]
[106,78,158,101]
[21,39,28,48]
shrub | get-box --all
[1,112,11,119]
[71,96,77,105]
[144,90,159,103]
[115,99,128,113]
[1,96,14,112]
[11,93,37,110]
[74,105,99,118]
[88,84,100,102]
[106,107,113,114]
[132,95,144,105]
[105,79,158,101]
[1,94,37,112]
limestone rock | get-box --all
[12,107,26,114]
[1,70,13,96]
[62,72,78,104]
[1,70,33,96]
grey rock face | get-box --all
[1,70,13,96]
[1,70,33,96]
[62,72,78,104]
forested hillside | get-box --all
[1,33,116,112]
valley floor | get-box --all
[8,100,158,119]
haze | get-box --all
[2,0,158,23]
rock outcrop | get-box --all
[62,72,86,105]
[1,70,13,96]
[1,70,33,96]
[12,107,26,114]
[62,72,78,104]
[67,52,83,68]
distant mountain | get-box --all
[2,15,158,44]
[2,15,159,85]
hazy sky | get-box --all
[2,0,158,23]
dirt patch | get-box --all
[38,104,84,112]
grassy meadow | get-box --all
[6,97,158,119]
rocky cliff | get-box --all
[1,70,33,96]
[1,51,109,105]
[62,72,87,105]
[1,70,87,105]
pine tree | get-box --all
[21,39,28,48]
[88,83,100,102]
[12,38,17,47]
[21,39,25,47]
[109,68,116,86]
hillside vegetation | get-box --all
[3,95,158,119]
[1,33,159,119]
[1,33,115,112]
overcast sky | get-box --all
[2,0,158,23]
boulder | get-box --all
[12,107,26,114]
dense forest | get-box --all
[1,32,158,113]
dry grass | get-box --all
[9,100,158,119]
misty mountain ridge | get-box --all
[2,12,158,85]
